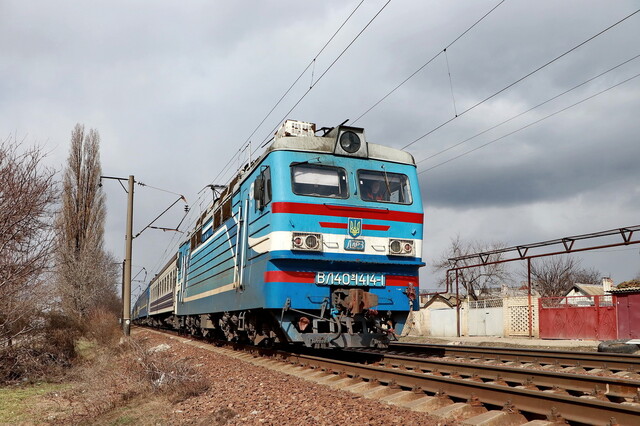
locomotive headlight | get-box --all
[339,131,361,153]
[305,235,319,249]
[389,239,414,256]
[292,232,323,252]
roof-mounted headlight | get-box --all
[339,131,361,153]
[334,125,368,157]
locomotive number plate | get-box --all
[315,272,385,287]
[344,238,365,251]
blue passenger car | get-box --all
[136,120,423,348]
[132,286,150,323]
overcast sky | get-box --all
[2,1,639,296]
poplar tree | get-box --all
[55,124,118,320]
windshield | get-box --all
[358,170,411,204]
[291,164,348,199]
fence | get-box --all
[407,296,539,338]
[468,298,503,336]
[505,297,539,337]
[538,295,616,340]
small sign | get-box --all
[344,238,365,251]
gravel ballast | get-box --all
[136,329,446,425]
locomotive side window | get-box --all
[358,170,411,204]
[255,167,272,210]
[291,164,348,199]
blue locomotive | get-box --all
[133,120,424,348]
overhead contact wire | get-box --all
[416,53,640,165]
[205,0,367,197]
[444,48,458,117]
[403,8,640,150]
[353,0,506,124]
[259,0,393,147]
[418,71,640,174]
[240,0,366,149]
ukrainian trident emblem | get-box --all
[348,218,362,238]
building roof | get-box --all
[422,293,460,309]
[611,279,640,294]
[567,283,605,296]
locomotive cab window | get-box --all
[291,164,348,199]
[358,170,411,204]
[254,166,272,211]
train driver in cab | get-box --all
[364,180,387,201]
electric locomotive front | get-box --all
[255,120,423,348]
[149,120,424,349]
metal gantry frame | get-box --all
[442,225,640,337]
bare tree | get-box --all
[572,267,601,285]
[0,137,57,347]
[55,124,119,320]
[526,255,601,297]
[432,236,511,300]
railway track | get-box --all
[385,342,640,372]
[242,348,640,425]
[145,329,640,424]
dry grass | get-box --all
[47,329,208,423]
[1,313,208,424]
[121,338,209,403]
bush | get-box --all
[121,339,209,403]
[0,312,82,383]
[82,308,121,347]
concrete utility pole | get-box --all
[102,173,185,336]
[123,175,134,336]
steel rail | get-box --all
[387,342,640,371]
[377,352,640,399]
[283,352,640,425]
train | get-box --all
[132,120,424,349]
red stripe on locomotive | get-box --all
[264,270,417,287]
[272,202,423,224]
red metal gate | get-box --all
[538,295,617,340]
[617,292,640,339]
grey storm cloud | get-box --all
[2,0,639,286]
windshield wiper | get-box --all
[381,165,392,196]
[291,157,322,166]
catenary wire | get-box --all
[136,181,187,200]
[239,0,366,148]
[403,8,640,150]
[418,71,640,174]
[352,0,506,124]
[416,53,640,165]
[207,0,392,197]
[204,1,368,195]
[258,0,393,148]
